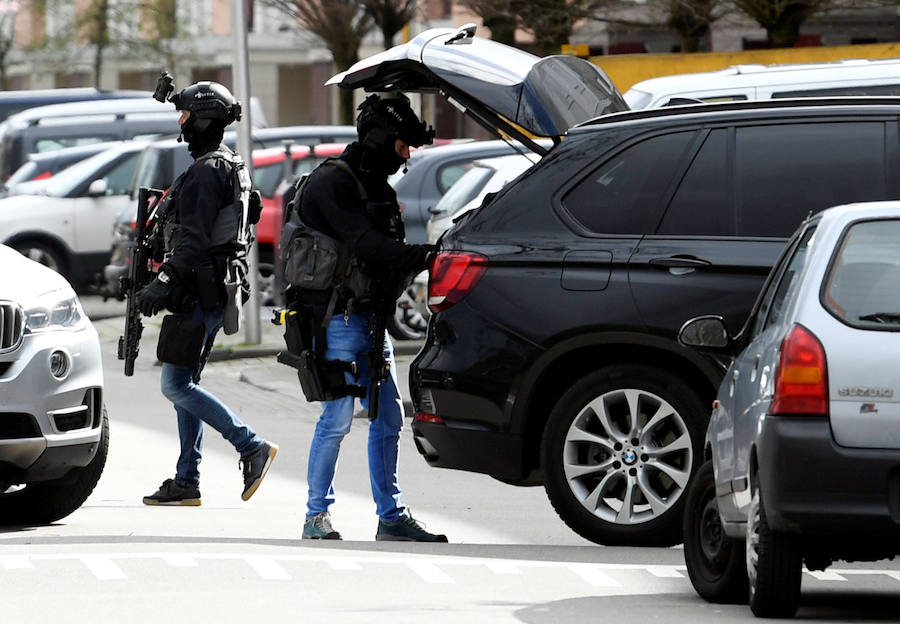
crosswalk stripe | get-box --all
[406,560,454,583]
[246,557,291,580]
[81,556,127,580]
[807,570,847,581]
[569,565,621,587]
[0,556,33,569]
[485,561,522,574]
[646,565,684,578]
[162,554,198,567]
[327,558,362,571]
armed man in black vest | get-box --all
[135,77,277,507]
[295,93,446,541]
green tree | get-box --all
[263,0,373,124]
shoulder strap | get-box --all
[324,158,367,201]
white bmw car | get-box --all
[0,243,107,524]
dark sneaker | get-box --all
[142,479,201,506]
[240,440,278,501]
[376,512,448,542]
[302,511,342,540]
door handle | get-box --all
[648,255,712,269]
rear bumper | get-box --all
[411,418,535,483]
[758,417,900,539]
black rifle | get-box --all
[366,287,394,422]
[118,186,165,376]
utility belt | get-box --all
[273,307,366,402]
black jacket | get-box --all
[299,142,428,277]
[164,142,239,282]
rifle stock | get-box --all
[117,186,165,376]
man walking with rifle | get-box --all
[130,75,277,507]
[290,93,446,542]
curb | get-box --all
[207,340,426,362]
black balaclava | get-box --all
[186,120,225,159]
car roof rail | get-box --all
[575,96,900,129]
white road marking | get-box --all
[568,564,621,587]
[807,570,847,581]
[406,560,454,583]
[485,561,522,574]
[327,558,362,571]
[647,565,684,578]
[161,554,198,567]
[0,555,33,569]
[245,556,291,580]
[80,555,127,580]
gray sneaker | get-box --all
[303,511,342,540]
[376,511,448,542]
[240,440,278,501]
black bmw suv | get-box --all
[330,25,900,546]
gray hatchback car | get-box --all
[679,201,900,618]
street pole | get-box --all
[231,0,260,344]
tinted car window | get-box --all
[658,129,730,235]
[437,162,473,194]
[736,123,884,237]
[563,131,693,234]
[822,219,900,330]
[772,84,900,98]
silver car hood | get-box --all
[327,25,628,154]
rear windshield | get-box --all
[822,219,900,330]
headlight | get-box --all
[24,291,87,333]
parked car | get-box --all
[0,98,184,181]
[101,141,350,302]
[679,201,900,618]
[390,139,543,244]
[624,57,900,109]
[0,87,149,123]
[0,243,107,525]
[426,153,536,245]
[332,26,900,546]
[0,140,149,289]
[1,140,133,196]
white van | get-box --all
[624,58,900,109]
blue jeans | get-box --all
[306,313,406,522]
[160,303,262,486]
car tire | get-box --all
[747,476,802,618]
[683,460,748,603]
[541,365,706,546]
[0,407,109,526]
[11,239,68,279]
[387,286,429,341]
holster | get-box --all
[276,307,365,402]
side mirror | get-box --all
[678,315,730,349]
[87,179,108,197]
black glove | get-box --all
[135,275,171,316]
[403,244,438,274]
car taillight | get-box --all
[32,171,52,181]
[770,324,828,416]
[414,413,444,424]
[427,252,487,313]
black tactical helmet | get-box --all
[154,72,241,134]
[356,93,434,150]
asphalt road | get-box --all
[2,297,899,623]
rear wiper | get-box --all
[859,312,900,323]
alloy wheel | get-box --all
[562,388,693,525]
